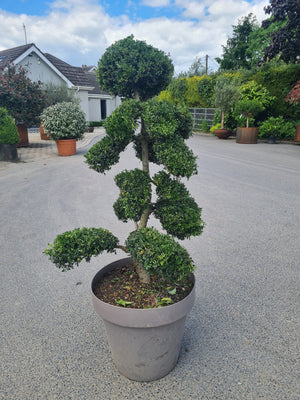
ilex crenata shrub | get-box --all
[45,36,205,284]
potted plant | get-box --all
[213,75,240,139]
[44,36,205,382]
[0,65,47,147]
[259,116,285,143]
[40,83,80,140]
[235,99,264,144]
[0,107,19,161]
[40,102,86,156]
[285,80,300,143]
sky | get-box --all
[0,0,269,74]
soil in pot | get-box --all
[93,261,193,309]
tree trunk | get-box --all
[246,115,249,128]
[135,117,151,283]
[138,118,151,229]
[135,260,150,284]
[221,111,225,129]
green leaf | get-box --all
[116,299,134,307]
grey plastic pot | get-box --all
[91,257,195,382]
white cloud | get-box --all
[141,0,171,6]
[0,0,270,73]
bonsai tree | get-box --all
[214,75,240,129]
[44,36,205,296]
[235,98,264,128]
[0,107,19,145]
[40,102,86,141]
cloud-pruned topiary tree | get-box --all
[45,36,204,287]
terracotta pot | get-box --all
[16,124,29,147]
[91,257,195,382]
[236,127,258,144]
[39,124,51,140]
[214,129,232,139]
[56,139,76,156]
[294,124,300,143]
[88,126,94,132]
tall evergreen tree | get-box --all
[262,0,300,63]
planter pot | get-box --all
[236,127,258,144]
[16,123,29,147]
[267,136,277,144]
[88,126,94,133]
[56,139,76,156]
[0,143,18,161]
[91,257,195,382]
[39,124,51,140]
[214,129,232,139]
[294,124,300,144]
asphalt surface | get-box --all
[0,133,299,399]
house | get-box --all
[0,43,121,122]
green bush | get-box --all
[210,123,221,133]
[200,119,210,133]
[89,121,103,127]
[40,102,86,140]
[0,107,19,144]
[259,116,296,140]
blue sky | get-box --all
[0,0,269,73]
[1,0,183,19]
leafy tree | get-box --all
[214,75,241,128]
[197,75,216,107]
[187,57,206,77]
[42,82,79,107]
[247,19,286,67]
[234,80,274,126]
[235,99,264,127]
[216,14,260,70]
[97,35,174,101]
[45,37,205,286]
[250,61,300,120]
[0,65,47,126]
[262,0,300,63]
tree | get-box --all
[42,82,79,107]
[45,37,204,286]
[97,35,174,101]
[187,57,206,77]
[214,75,240,128]
[247,19,285,67]
[216,14,260,70]
[0,65,47,126]
[262,0,300,63]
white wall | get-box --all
[19,53,65,86]
[76,90,90,121]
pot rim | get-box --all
[91,257,195,328]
